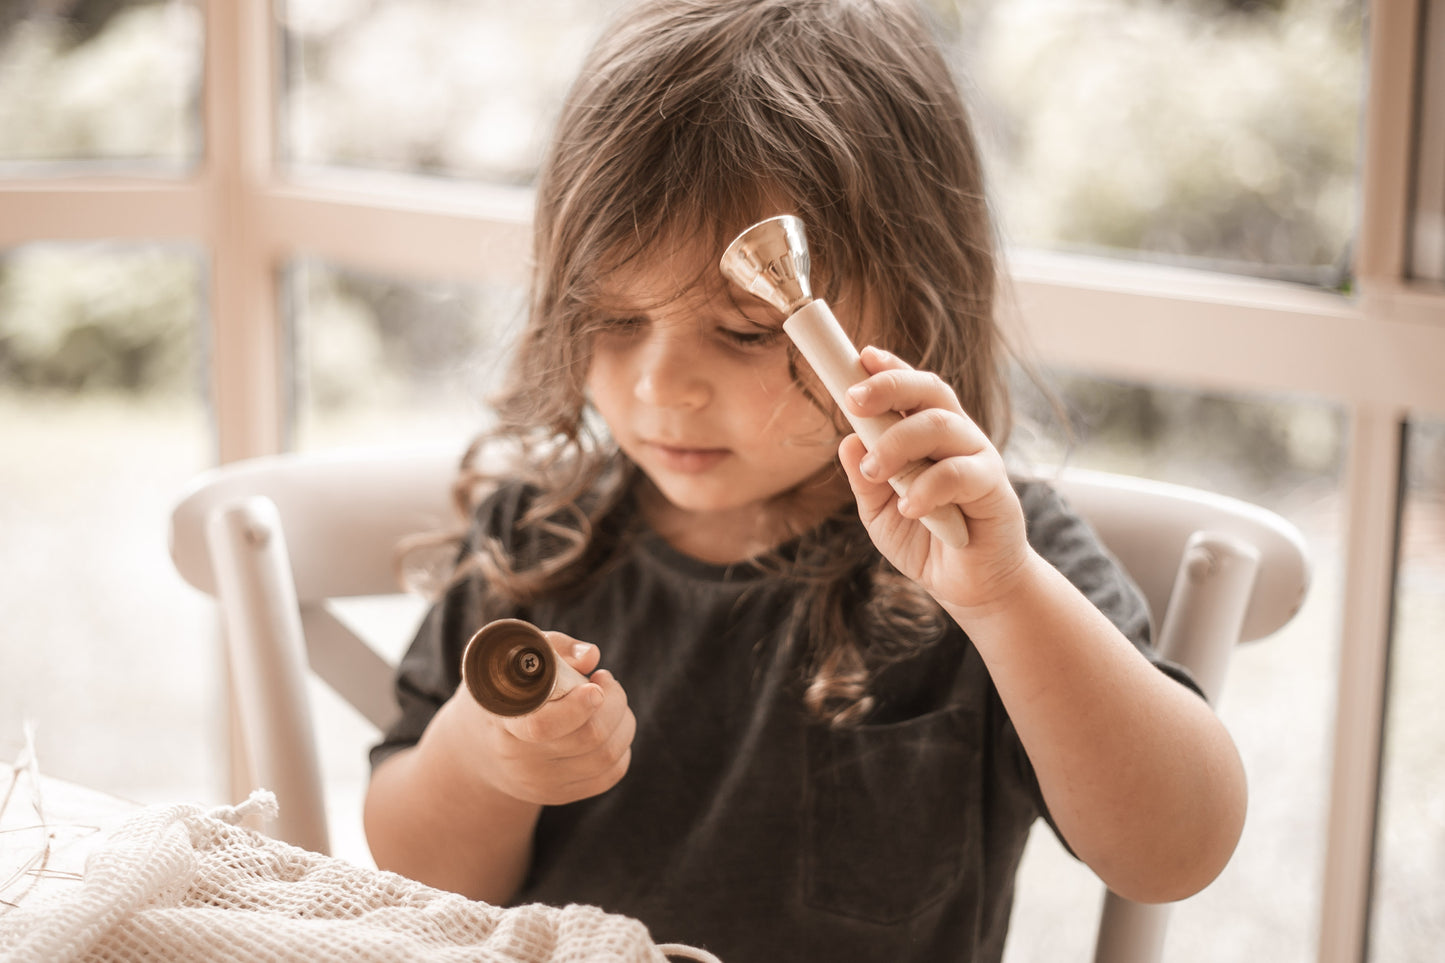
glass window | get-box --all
[1408,0,1445,282]
[0,1,202,170]
[284,256,528,861]
[1004,370,1346,960]
[284,258,524,450]
[1371,418,1445,962]
[936,0,1364,286]
[0,242,216,803]
[281,0,1364,284]
[278,0,624,184]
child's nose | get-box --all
[633,329,709,409]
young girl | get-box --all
[364,1,1247,959]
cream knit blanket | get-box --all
[0,791,720,963]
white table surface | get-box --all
[0,760,139,911]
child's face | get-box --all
[586,246,843,541]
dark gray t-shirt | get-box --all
[372,478,1197,962]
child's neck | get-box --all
[637,478,850,565]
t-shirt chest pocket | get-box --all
[802,706,985,924]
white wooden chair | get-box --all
[167,443,1309,963]
[168,442,464,855]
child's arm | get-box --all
[836,346,1248,904]
[363,636,634,904]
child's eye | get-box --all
[721,325,783,349]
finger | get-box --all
[838,432,877,492]
[562,745,633,800]
[550,681,636,797]
[504,677,607,744]
[857,408,989,487]
[858,344,912,375]
[545,630,602,675]
[546,670,634,757]
[891,452,998,520]
[847,367,963,422]
[838,433,902,521]
[558,693,636,772]
[847,347,963,419]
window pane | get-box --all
[279,0,622,184]
[285,258,523,450]
[282,0,1362,283]
[0,1,202,170]
[1371,418,1445,961]
[284,257,522,861]
[1409,0,1445,281]
[0,242,217,804]
[1003,371,1345,961]
[937,0,1363,286]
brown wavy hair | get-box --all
[438,0,1011,726]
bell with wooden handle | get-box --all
[719,215,970,548]
[461,618,587,716]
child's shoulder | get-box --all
[464,477,537,544]
[1013,473,1151,642]
[464,472,634,559]
[1012,472,1107,561]
[1011,474,1073,535]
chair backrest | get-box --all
[169,449,1309,963]
[1052,468,1309,650]
[168,441,464,854]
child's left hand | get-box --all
[836,345,1031,612]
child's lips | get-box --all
[644,440,730,473]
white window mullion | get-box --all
[202,0,283,464]
[0,180,206,245]
[1318,0,1427,959]
[1006,255,1445,415]
[1355,0,1421,285]
[259,180,532,284]
[1320,404,1408,963]
[1410,0,1445,281]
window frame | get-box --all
[0,2,1439,960]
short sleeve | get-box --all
[1017,477,1203,698]
[368,484,528,771]
[1019,479,1152,648]
[367,574,487,770]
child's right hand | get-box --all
[457,632,635,806]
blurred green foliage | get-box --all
[0,0,199,165]
[0,244,198,395]
[0,0,1362,486]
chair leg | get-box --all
[223,652,267,834]
[1094,892,1171,963]
[207,497,331,855]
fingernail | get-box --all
[572,642,593,661]
[586,686,603,708]
[859,453,878,479]
[847,383,871,407]
[896,496,912,515]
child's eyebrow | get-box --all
[735,312,782,331]
[723,286,785,328]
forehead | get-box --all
[593,241,752,314]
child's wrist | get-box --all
[426,692,537,808]
[939,546,1051,625]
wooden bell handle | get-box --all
[783,299,970,549]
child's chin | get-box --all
[645,476,753,515]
